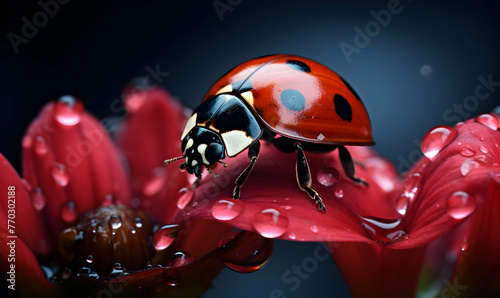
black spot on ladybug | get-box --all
[340,77,362,102]
[334,94,352,122]
[281,89,306,112]
[286,60,311,73]
[232,79,252,93]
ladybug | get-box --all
[165,54,373,211]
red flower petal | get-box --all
[22,98,131,238]
[117,86,190,223]
[169,143,402,242]
[0,153,51,256]
[449,178,500,296]
[0,227,62,297]
[393,120,500,249]
[329,242,426,297]
[447,113,500,296]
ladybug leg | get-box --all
[338,146,367,186]
[191,175,202,189]
[295,143,327,212]
[233,141,260,200]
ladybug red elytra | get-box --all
[165,54,373,211]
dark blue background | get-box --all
[1,0,499,297]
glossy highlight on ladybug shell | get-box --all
[203,54,374,146]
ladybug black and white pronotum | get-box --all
[165,54,374,211]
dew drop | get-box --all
[21,178,33,192]
[395,194,409,215]
[153,224,183,250]
[162,269,181,286]
[61,201,78,224]
[143,168,166,197]
[212,199,244,221]
[32,187,46,211]
[22,135,33,149]
[176,188,194,209]
[168,251,194,267]
[310,225,319,233]
[34,136,48,155]
[288,233,297,240]
[334,188,344,198]
[460,158,481,176]
[282,205,292,211]
[109,215,122,230]
[403,172,422,200]
[446,191,476,219]
[134,217,143,228]
[479,145,489,154]
[253,208,289,238]
[316,167,339,187]
[219,231,273,273]
[360,216,407,244]
[475,113,499,131]
[461,240,468,252]
[54,97,82,126]
[124,92,147,114]
[421,126,458,159]
[51,162,70,187]
[460,147,475,157]
[86,255,94,264]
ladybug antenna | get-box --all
[206,166,219,179]
[218,160,228,167]
[163,156,185,165]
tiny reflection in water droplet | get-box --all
[420,65,433,76]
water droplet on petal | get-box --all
[86,255,94,264]
[310,225,319,233]
[176,188,194,209]
[212,199,244,221]
[61,201,78,224]
[168,251,193,267]
[282,205,292,211]
[143,168,166,197]
[32,187,46,211]
[447,191,476,219]
[395,195,409,215]
[461,240,468,252]
[316,167,339,187]
[51,162,70,187]
[475,113,499,130]
[34,136,48,155]
[460,147,475,157]
[124,92,147,114]
[421,126,458,159]
[162,269,181,286]
[360,216,407,244]
[54,97,83,126]
[219,231,273,273]
[460,158,481,176]
[153,224,183,250]
[253,208,289,238]
[288,233,297,240]
[134,217,143,228]
[334,188,344,198]
[479,145,489,154]
[403,172,422,200]
[22,135,33,149]
[109,215,122,230]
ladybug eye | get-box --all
[205,143,224,164]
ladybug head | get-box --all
[178,127,226,177]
